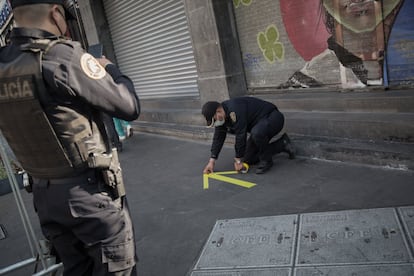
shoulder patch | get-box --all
[80,53,106,80]
[230,112,237,123]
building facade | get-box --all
[81,0,414,168]
[1,0,413,167]
[83,0,414,98]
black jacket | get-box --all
[0,28,140,177]
[210,97,279,159]
[0,28,140,132]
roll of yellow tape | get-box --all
[240,162,249,173]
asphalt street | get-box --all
[1,132,413,276]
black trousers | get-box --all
[32,170,137,276]
[243,110,285,164]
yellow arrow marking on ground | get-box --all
[203,163,256,189]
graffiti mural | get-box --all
[386,0,414,86]
[233,0,414,90]
[257,24,284,64]
[243,53,262,71]
[233,0,252,8]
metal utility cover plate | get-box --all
[399,206,414,256]
[296,207,412,265]
[194,215,298,270]
[191,268,291,276]
[294,264,414,276]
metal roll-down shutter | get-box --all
[102,0,199,99]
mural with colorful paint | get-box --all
[233,0,414,90]
[233,0,252,8]
[257,24,284,64]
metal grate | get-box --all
[102,0,199,99]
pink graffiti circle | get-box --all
[280,0,330,61]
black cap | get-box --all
[11,0,76,19]
[202,101,220,126]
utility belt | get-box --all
[25,148,125,199]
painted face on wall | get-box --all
[323,0,402,33]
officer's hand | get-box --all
[203,159,215,174]
[234,160,244,172]
[96,56,113,68]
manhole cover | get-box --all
[295,264,414,276]
[194,215,298,270]
[191,267,291,276]
[399,206,414,256]
[296,208,412,265]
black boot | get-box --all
[281,133,295,159]
[255,160,273,174]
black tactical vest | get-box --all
[0,39,98,178]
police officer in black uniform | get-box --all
[0,1,140,275]
[202,97,295,174]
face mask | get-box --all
[213,119,225,127]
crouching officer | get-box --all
[0,0,140,275]
[202,97,295,174]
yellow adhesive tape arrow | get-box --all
[203,163,256,190]
[203,173,209,190]
[215,162,250,175]
[214,171,238,175]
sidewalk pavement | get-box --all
[121,133,414,276]
[0,132,413,275]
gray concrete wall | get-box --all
[84,0,246,107]
[81,0,117,66]
[184,0,247,104]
